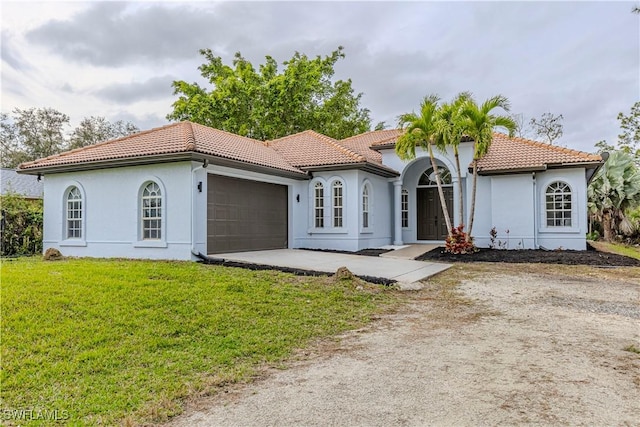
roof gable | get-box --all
[339,129,402,163]
[267,130,366,167]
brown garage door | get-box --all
[207,175,288,254]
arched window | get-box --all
[546,181,572,227]
[66,186,82,239]
[419,167,451,186]
[314,182,324,228]
[141,182,162,239]
[332,181,343,227]
[362,184,370,229]
[401,189,409,228]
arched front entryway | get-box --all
[416,167,453,240]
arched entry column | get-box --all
[393,179,403,245]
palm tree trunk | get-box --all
[428,144,453,237]
[466,158,478,241]
[454,147,464,227]
[602,210,613,242]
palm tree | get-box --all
[588,150,640,241]
[460,95,516,241]
[396,94,453,236]
[435,92,471,226]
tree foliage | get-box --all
[529,112,563,144]
[69,116,139,149]
[1,108,138,168]
[588,151,640,241]
[0,193,43,256]
[595,102,640,166]
[167,47,371,140]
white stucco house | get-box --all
[17,121,603,260]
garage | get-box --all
[207,175,288,254]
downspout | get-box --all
[532,172,538,249]
[191,158,208,257]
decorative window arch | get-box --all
[141,181,163,239]
[401,189,409,228]
[362,182,371,229]
[418,166,452,186]
[65,186,83,239]
[545,181,572,227]
[314,181,325,228]
[332,180,344,228]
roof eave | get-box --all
[200,154,309,180]
[301,162,399,178]
[17,153,194,175]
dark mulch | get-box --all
[415,246,640,267]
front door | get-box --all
[417,187,453,240]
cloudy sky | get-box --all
[1,1,638,153]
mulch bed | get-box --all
[415,246,640,267]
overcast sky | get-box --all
[1,1,638,153]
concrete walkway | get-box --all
[210,249,451,289]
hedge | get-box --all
[1,193,43,256]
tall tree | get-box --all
[11,107,70,162]
[435,92,471,226]
[594,101,640,166]
[588,151,640,241]
[167,47,371,140]
[396,94,453,237]
[529,112,563,144]
[460,95,516,241]
[69,116,139,149]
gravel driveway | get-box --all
[169,265,640,426]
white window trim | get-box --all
[135,178,167,247]
[361,180,372,233]
[401,188,409,229]
[61,183,86,246]
[331,179,345,229]
[539,180,579,234]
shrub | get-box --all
[445,225,477,254]
[1,193,43,256]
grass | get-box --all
[589,241,640,261]
[623,344,640,354]
[1,257,398,426]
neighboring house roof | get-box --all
[1,168,43,198]
[476,133,603,174]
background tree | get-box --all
[460,95,516,241]
[594,102,640,166]
[529,112,564,144]
[167,47,371,140]
[1,108,139,168]
[69,116,139,149]
[396,94,453,237]
[588,151,640,241]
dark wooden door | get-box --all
[417,187,453,240]
[207,175,288,254]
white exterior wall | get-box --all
[380,143,589,251]
[536,168,588,250]
[43,162,194,260]
[292,170,393,251]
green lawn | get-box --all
[1,257,397,425]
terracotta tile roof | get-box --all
[476,133,602,173]
[340,129,402,163]
[19,122,304,175]
[267,130,366,167]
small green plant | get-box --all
[623,344,640,354]
[586,230,600,241]
[445,225,477,254]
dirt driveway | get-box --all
[169,264,640,426]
